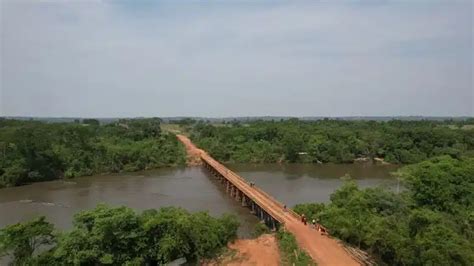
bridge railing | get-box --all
[226,170,302,220]
[202,154,301,221]
[201,154,287,223]
[201,153,331,234]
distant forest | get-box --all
[190,119,474,164]
[0,118,185,188]
[2,117,473,188]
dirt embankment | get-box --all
[176,134,204,166]
[204,234,280,266]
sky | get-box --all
[1,0,473,118]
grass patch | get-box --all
[253,222,271,237]
[276,229,315,266]
[160,123,184,134]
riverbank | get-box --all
[204,234,280,266]
[0,119,186,188]
[189,119,474,165]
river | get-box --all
[0,163,399,237]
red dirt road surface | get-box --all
[205,234,281,266]
[177,135,360,266]
[177,134,204,166]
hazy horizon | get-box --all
[1,1,473,117]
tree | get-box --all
[54,205,145,265]
[48,205,239,265]
[0,217,55,265]
[293,156,474,265]
[189,119,474,164]
[0,119,185,187]
[398,156,474,213]
[82,119,100,126]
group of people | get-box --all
[301,214,326,234]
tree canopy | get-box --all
[190,119,474,164]
[294,156,474,265]
[0,119,185,188]
[0,205,239,265]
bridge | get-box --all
[177,135,361,266]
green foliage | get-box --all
[190,119,474,164]
[293,203,325,222]
[253,222,270,237]
[276,229,315,266]
[0,118,186,187]
[398,156,474,214]
[0,205,239,265]
[294,156,474,265]
[0,216,55,265]
[82,119,100,126]
[55,205,145,265]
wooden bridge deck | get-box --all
[177,135,360,266]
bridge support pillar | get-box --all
[236,190,241,202]
[201,157,283,236]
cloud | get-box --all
[1,0,472,117]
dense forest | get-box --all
[0,205,239,265]
[190,119,474,164]
[294,156,474,265]
[0,118,185,188]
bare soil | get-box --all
[176,134,204,166]
[204,234,280,266]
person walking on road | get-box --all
[301,214,307,225]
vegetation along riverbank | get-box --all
[190,119,474,164]
[0,118,185,188]
[0,205,239,265]
[294,156,474,265]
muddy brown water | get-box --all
[0,164,399,238]
[228,163,400,207]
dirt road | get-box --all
[205,234,280,266]
[177,135,360,266]
[177,134,204,166]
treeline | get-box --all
[190,119,474,164]
[0,118,185,188]
[294,156,474,265]
[0,205,239,265]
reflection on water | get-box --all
[228,163,400,207]
[0,163,399,237]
